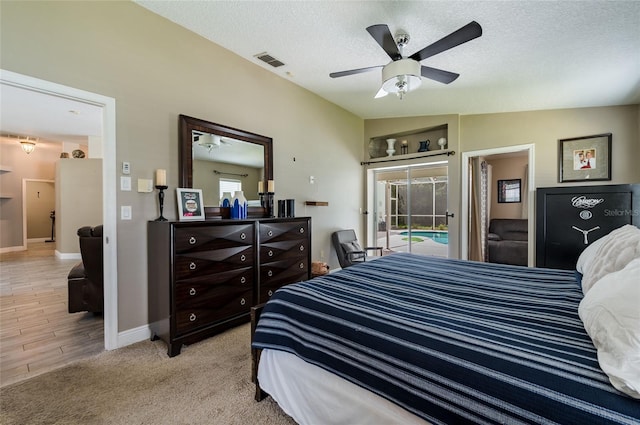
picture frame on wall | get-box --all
[558,133,612,182]
[497,179,521,203]
[176,188,205,220]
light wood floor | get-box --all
[0,242,103,387]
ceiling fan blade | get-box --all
[421,66,460,84]
[366,24,402,61]
[330,65,383,78]
[409,21,482,62]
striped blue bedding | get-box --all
[252,253,640,425]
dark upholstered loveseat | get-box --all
[67,225,103,313]
[487,219,528,266]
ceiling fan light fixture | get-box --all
[381,59,422,100]
[198,134,221,150]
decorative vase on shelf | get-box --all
[231,191,247,219]
[418,140,430,152]
[386,138,397,156]
[438,137,447,150]
[220,192,232,208]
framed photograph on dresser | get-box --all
[558,133,611,182]
[176,188,205,220]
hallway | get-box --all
[0,242,103,387]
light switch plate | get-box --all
[137,178,153,193]
[121,205,132,220]
[122,161,130,175]
[120,176,131,191]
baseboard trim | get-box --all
[0,245,26,254]
[117,324,151,349]
[27,237,50,243]
[55,251,82,260]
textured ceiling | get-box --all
[136,0,640,119]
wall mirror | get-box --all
[179,115,273,218]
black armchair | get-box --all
[67,225,104,313]
[331,229,382,269]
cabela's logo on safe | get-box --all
[571,196,604,209]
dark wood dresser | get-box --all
[148,217,311,356]
[536,184,640,270]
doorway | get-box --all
[1,69,118,350]
[461,144,535,265]
[372,163,449,257]
[24,180,55,242]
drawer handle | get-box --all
[240,298,246,306]
[189,313,197,322]
[189,262,196,270]
[189,237,196,245]
[299,245,304,251]
[240,232,246,240]
[268,270,273,277]
[240,254,246,262]
[189,288,196,296]
[268,290,273,297]
[267,230,273,237]
[299,227,304,233]
[299,262,304,269]
[268,250,273,257]
[240,276,246,284]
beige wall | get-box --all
[487,155,528,219]
[460,105,640,188]
[1,1,363,332]
[55,159,103,254]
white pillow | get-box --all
[576,233,608,274]
[581,225,640,294]
[579,258,640,399]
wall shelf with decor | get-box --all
[362,149,454,166]
[304,201,329,206]
[368,124,449,162]
[0,165,13,173]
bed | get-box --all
[251,230,640,424]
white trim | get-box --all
[461,144,535,265]
[1,69,118,350]
[27,238,50,243]
[117,325,152,348]
[55,251,82,260]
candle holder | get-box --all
[155,185,168,221]
[260,192,275,218]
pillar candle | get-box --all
[156,169,166,186]
[258,181,264,193]
[267,180,275,193]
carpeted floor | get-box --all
[0,324,296,424]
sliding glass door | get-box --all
[373,164,448,257]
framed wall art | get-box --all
[558,133,611,182]
[176,188,205,220]
[497,179,521,203]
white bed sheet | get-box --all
[258,348,430,425]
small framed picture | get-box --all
[497,179,521,203]
[176,188,204,220]
[558,133,612,182]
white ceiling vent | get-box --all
[254,52,285,68]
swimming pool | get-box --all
[400,230,449,245]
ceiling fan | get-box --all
[193,132,232,152]
[330,21,482,99]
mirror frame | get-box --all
[179,114,273,219]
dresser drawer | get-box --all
[259,221,308,243]
[174,224,254,253]
[174,266,253,290]
[260,239,307,263]
[175,247,253,280]
[260,273,307,303]
[260,257,308,285]
[175,288,251,335]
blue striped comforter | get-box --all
[252,253,640,425]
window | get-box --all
[220,179,242,196]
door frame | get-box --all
[461,144,535,265]
[1,69,118,350]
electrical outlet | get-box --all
[120,176,131,191]
[121,206,132,220]
[309,176,315,184]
